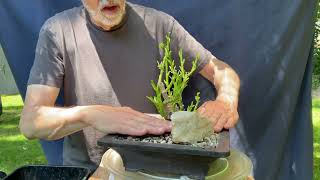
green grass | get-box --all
[0,95,47,174]
[0,95,319,179]
[313,98,320,180]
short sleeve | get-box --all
[170,20,213,74]
[28,18,64,88]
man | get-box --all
[20,0,240,170]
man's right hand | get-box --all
[82,106,172,136]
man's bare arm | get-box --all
[20,85,171,140]
[200,57,240,108]
[20,85,89,140]
[198,57,240,132]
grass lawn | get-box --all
[0,95,47,174]
[0,95,319,178]
[314,98,320,180]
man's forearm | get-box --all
[200,57,240,108]
[20,105,89,140]
[198,57,240,131]
[214,64,240,109]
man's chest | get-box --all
[63,23,160,112]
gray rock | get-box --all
[171,111,213,144]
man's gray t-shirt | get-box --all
[28,3,213,170]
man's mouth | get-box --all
[101,5,120,15]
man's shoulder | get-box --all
[41,6,84,33]
[128,2,175,24]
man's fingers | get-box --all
[198,107,214,120]
[127,116,171,135]
[145,120,172,134]
[118,120,165,136]
[147,126,167,135]
[198,106,225,131]
[122,107,162,123]
[135,119,168,134]
[214,113,229,132]
[213,124,223,132]
[123,109,171,131]
[138,114,172,131]
[197,106,206,115]
[115,122,148,136]
[213,117,226,132]
[208,111,221,127]
[224,114,238,129]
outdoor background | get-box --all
[0,5,320,180]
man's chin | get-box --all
[101,13,124,24]
[99,17,123,30]
[88,9,124,30]
[101,13,121,21]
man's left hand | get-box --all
[197,98,239,132]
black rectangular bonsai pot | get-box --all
[98,130,230,180]
[0,165,91,180]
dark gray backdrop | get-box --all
[0,1,315,179]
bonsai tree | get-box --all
[147,34,200,120]
[147,34,214,144]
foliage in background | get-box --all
[313,99,320,180]
[313,2,320,89]
[147,34,200,119]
